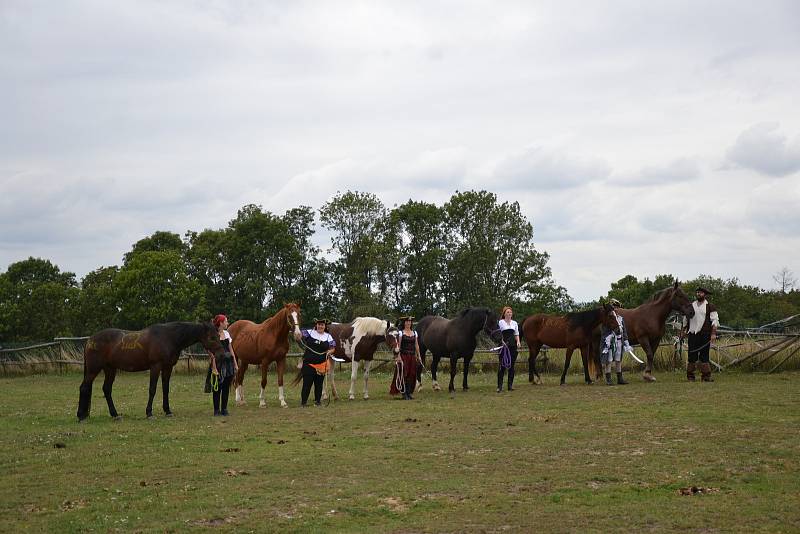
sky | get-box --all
[1,0,799,302]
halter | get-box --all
[490,326,513,370]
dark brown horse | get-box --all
[416,307,502,393]
[608,280,694,381]
[326,317,400,400]
[524,304,619,385]
[77,321,225,421]
[230,303,301,408]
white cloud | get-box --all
[492,146,611,190]
[726,123,800,177]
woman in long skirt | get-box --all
[390,315,421,400]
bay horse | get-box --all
[325,317,400,401]
[416,307,502,393]
[607,280,694,382]
[230,303,301,408]
[524,303,619,385]
[76,321,225,421]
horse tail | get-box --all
[290,367,303,387]
[588,329,601,380]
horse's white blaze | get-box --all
[259,386,266,407]
[363,359,371,399]
[291,311,301,335]
[278,386,287,408]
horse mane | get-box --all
[352,317,387,338]
[456,307,488,318]
[647,287,673,303]
[565,308,600,329]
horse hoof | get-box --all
[349,395,355,400]
[146,414,154,420]
[259,403,267,408]
[113,415,123,422]
[236,401,246,406]
[416,381,422,392]
[643,373,657,382]
[78,417,88,423]
[363,395,369,400]
[164,412,174,417]
[559,383,566,387]
[535,377,542,385]
[280,402,288,408]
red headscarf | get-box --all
[213,314,227,328]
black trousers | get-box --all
[688,332,711,364]
[212,375,233,413]
[301,365,325,405]
[498,345,519,389]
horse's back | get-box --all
[523,313,569,348]
[418,316,450,354]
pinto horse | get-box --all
[416,307,502,393]
[76,321,225,421]
[524,304,619,385]
[325,317,400,401]
[230,303,301,408]
[607,280,694,382]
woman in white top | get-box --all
[497,306,521,392]
[210,314,239,416]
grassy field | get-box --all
[1,368,798,533]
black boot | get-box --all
[616,372,628,385]
[605,372,614,386]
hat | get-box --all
[695,287,712,295]
[398,315,415,322]
[609,298,622,307]
[313,318,331,325]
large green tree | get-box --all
[73,266,120,335]
[115,251,206,329]
[0,257,79,341]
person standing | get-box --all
[210,314,238,416]
[600,299,630,385]
[682,287,720,382]
[390,316,421,400]
[294,318,336,406]
[496,307,521,392]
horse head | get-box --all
[384,320,401,354]
[602,303,621,334]
[482,308,503,343]
[200,321,226,358]
[284,303,302,335]
[670,280,695,318]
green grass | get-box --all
[1,369,798,533]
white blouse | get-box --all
[498,319,519,335]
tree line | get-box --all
[1,190,797,343]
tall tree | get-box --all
[123,231,185,265]
[74,266,120,335]
[320,191,388,318]
[773,267,797,294]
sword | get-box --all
[626,347,644,364]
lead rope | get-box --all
[395,358,406,394]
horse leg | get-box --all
[431,354,442,391]
[448,356,458,393]
[348,359,359,400]
[77,367,101,421]
[560,349,574,386]
[528,343,543,384]
[462,355,472,391]
[146,365,161,418]
[276,358,288,408]
[235,362,248,405]
[259,363,268,408]
[161,365,174,416]
[580,345,593,385]
[102,367,121,419]
[417,349,427,392]
[362,359,372,400]
[328,362,339,401]
[641,339,657,382]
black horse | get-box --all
[416,307,502,393]
[77,321,225,421]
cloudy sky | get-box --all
[2,1,799,301]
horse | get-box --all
[606,280,695,382]
[76,321,225,421]
[524,303,619,385]
[229,303,301,408]
[416,307,502,393]
[325,317,400,401]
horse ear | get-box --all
[674,279,679,289]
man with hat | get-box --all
[294,318,336,406]
[600,298,631,385]
[681,287,720,382]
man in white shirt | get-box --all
[681,287,720,382]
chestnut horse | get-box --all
[77,321,225,421]
[524,304,619,385]
[607,280,694,382]
[324,317,400,401]
[416,307,502,393]
[230,303,301,408]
